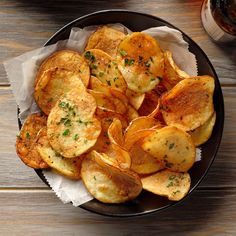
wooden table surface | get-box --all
[1,0,236,235]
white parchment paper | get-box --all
[4,24,200,207]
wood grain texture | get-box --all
[0,86,235,189]
[0,0,235,85]
[0,189,236,235]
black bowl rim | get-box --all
[29,9,224,217]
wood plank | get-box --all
[0,189,235,235]
[0,86,235,189]
[0,0,235,85]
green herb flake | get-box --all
[113,77,118,82]
[150,77,156,82]
[62,129,70,136]
[73,134,79,140]
[124,58,135,66]
[84,139,88,144]
[119,49,127,57]
[166,182,174,188]
[93,176,97,180]
[59,101,66,108]
[91,64,97,69]
[172,190,180,195]
[84,51,96,62]
[99,71,104,77]
[169,175,176,181]
[26,132,30,139]
[76,119,83,124]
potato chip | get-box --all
[36,128,82,179]
[141,126,195,172]
[34,69,85,115]
[117,32,164,93]
[138,84,165,117]
[160,76,215,131]
[84,49,127,92]
[189,112,216,146]
[124,116,162,144]
[126,105,139,122]
[35,50,90,88]
[16,113,48,169]
[162,50,190,90]
[81,150,142,203]
[47,87,101,158]
[107,118,124,146]
[85,26,126,58]
[126,89,145,110]
[141,170,191,201]
[130,142,164,174]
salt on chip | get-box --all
[141,126,196,172]
[47,87,101,158]
[85,26,126,58]
[35,50,90,88]
[16,113,48,169]
[36,128,82,179]
[81,150,142,203]
[141,170,191,201]
[130,142,164,175]
[34,69,85,115]
[117,32,164,93]
[162,50,190,90]
[84,49,127,93]
[189,112,216,146]
[160,76,215,131]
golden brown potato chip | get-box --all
[85,26,126,58]
[16,113,48,169]
[126,105,139,122]
[47,87,101,158]
[160,76,215,131]
[141,126,196,172]
[36,128,82,179]
[107,118,124,146]
[126,89,145,110]
[162,50,190,90]
[117,32,164,93]
[189,112,216,146]
[35,50,90,88]
[130,142,164,175]
[141,170,191,201]
[81,150,142,203]
[138,84,166,116]
[84,49,127,92]
[34,69,85,115]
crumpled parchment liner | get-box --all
[4,24,201,207]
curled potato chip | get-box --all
[36,128,82,179]
[141,126,196,172]
[47,87,101,158]
[130,142,164,175]
[160,76,215,131]
[162,50,190,90]
[35,50,90,88]
[117,32,164,93]
[85,26,126,58]
[141,170,191,201]
[34,69,85,115]
[107,118,124,146]
[90,76,128,107]
[189,112,216,146]
[16,113,48,169]
[126,89,145,110]
[84,49,127,92]
[126,105,139,122]
[81,150,142,203]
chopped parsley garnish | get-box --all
[93,176,97,180]
[166,182,174,188]
[98,72,104,77]
[84,51,95,62]
[84,139,88,144]
[62,129,70,136]
[26,132,30,139]
[113,77,118,82]
[73,134,79,140]
[172,190,180,195]
[59,101,66,108]
[91,64,97,69]
[150,77,156,82]
[119,49,127,56]
[169,143,175,150]
[169,175,176,181]
[124,58,135,66]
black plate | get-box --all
[27,10,224,217]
